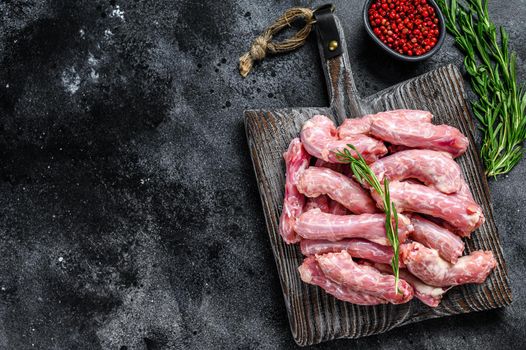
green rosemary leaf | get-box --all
[450,0,457,19]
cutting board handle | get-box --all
[314,7,362,122]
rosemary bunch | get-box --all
[437,0,526,177]
[336,145,400,293]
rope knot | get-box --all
[250,36,269,61]
[239,7,314,77]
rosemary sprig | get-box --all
[437,0,526,177]
[336,145,400,293]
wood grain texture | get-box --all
[244,15,511,347]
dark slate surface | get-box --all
[0,1,524,349]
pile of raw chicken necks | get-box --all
[279,110,495,307]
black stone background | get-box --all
[0,1,524,349]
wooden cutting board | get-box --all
[244,11,511,346]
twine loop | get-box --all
[239,7,315,77]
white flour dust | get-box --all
[110,5,125,21]
[61,67,81,94]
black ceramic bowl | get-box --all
[363,0,446,62]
